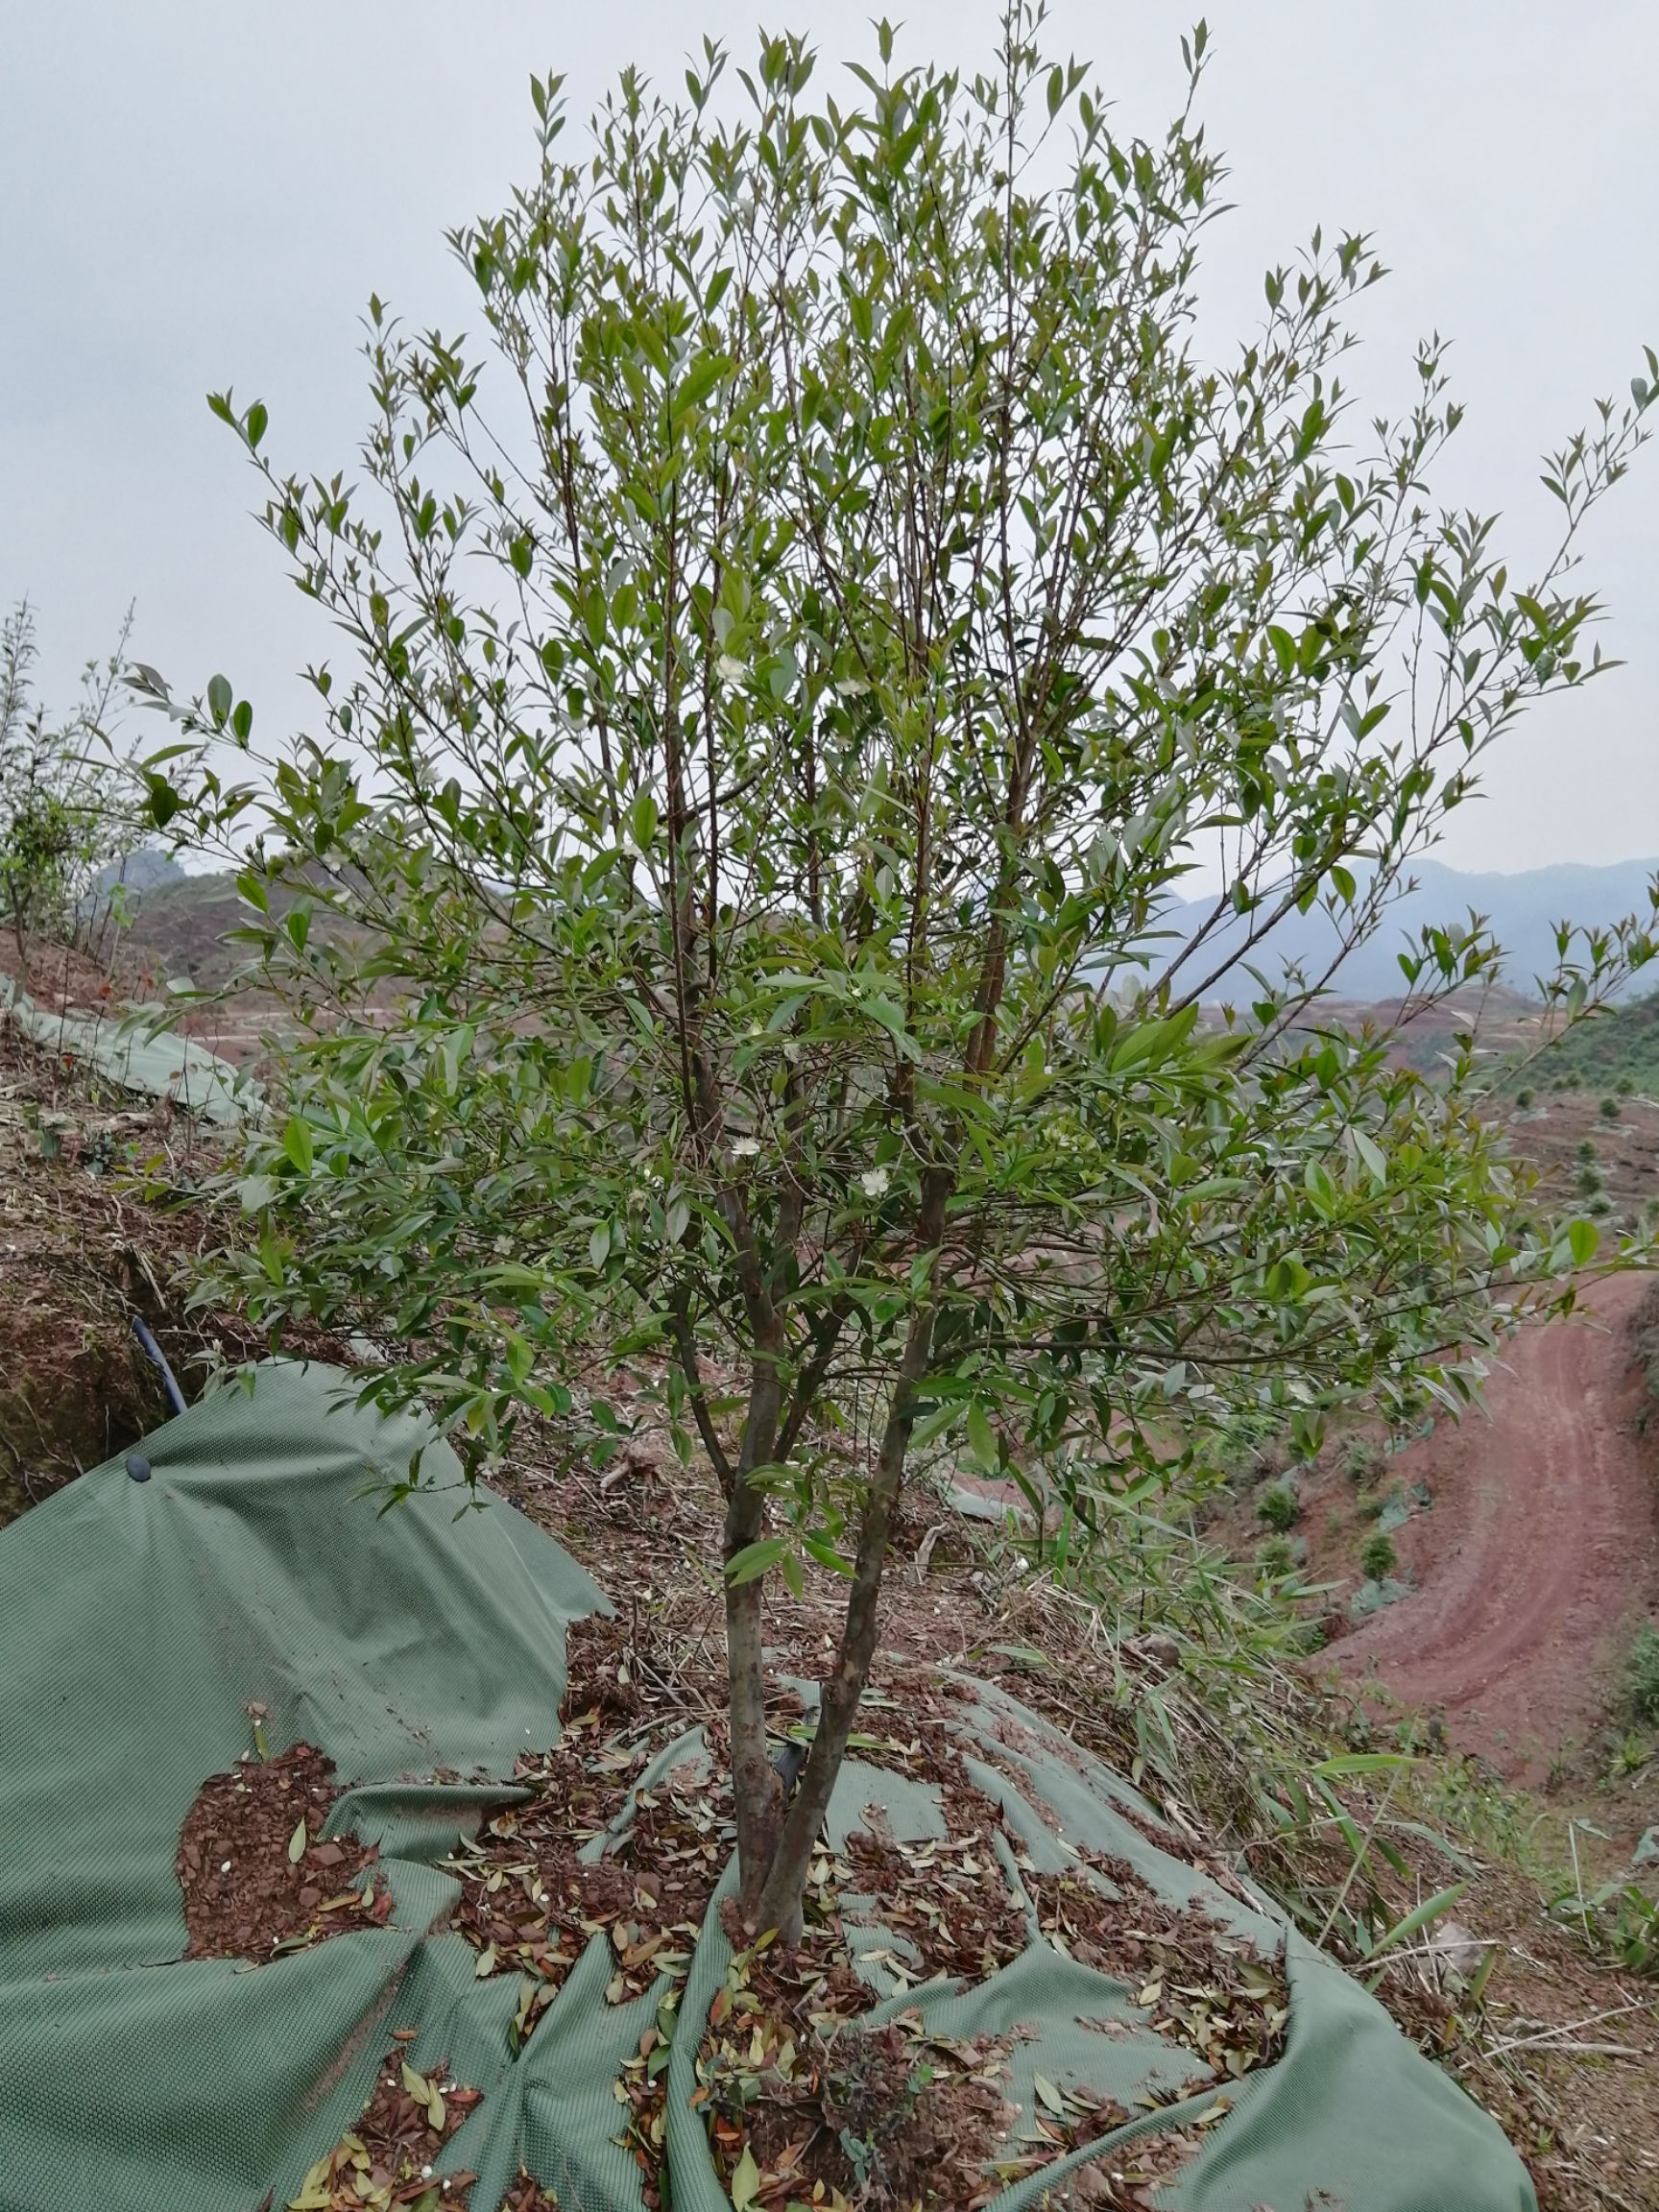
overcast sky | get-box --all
[3,1,1654,875]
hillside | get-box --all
[1506,988,1659,1100]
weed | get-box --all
[1256,1482,1299,1533]
[1360,1532,1398,1582]
[1628,1622,1659,1725]
[1609,1733,1651,1779]
[1546,1822,1659,1976]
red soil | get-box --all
[1336,1271,1659,1779]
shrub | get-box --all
[1576,1165,1603,1196]
[0,603,140,980]
[1257,1483,1300,1533]
[1256,1534,1295,1579]
[1343,1435,1382,1483]
[132,6,1659,1943]
[1600,1094,1623,1120]
[1629,1623,1659,1724]
[1514,1086,1535,1110]
[1588,1193,1613,1217]
[1576,1138,1599,1164]
[1360,1531,1398,1581]
[1617,1074,1635,1095]
[1250,1435,1293,1485]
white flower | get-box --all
[859,1166,891,1198]
[731,1137,761,1159]
[717,653,746,683]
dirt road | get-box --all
[1337,1272,1659,1778]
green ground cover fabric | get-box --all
[0,974,249,1122]
[0,1364,1535,2212]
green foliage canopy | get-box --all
[139,8,1656,1932]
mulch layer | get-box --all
[1028,1852,1289,2084]
[177,1741,390,1961]
[1040,2119,1204,2211]
[276,2038,481,2210]
[674,1694,1289,2212]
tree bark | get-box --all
[751,1306,936,1941]
[750,1165,953,1941]
[727,1331,785,1915]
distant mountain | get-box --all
[87,848,185,900]
[88,853,1659,1009]
[1138,856,1659,1004]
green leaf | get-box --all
[1351,1130,1386,1186]
[1366,1880,1469,1962]
[725,1535,791,1587]
[1568,1218,1599,1267]
[145,774,181,830]
[206,673,232,728]
[1310,1752,1416,1779]
[731,2146,761,2212]
[966,1402,998,1472]
[287,1817,307,1863]
[676,353,729,411]
[245,401,268,450]
[281,1117,315,1175]
[802,1533,854,1578]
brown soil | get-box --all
[277,2042,483,2210]
[1371,1851,1659,2212]
[177,1742,390,1961]
[0,992,352,1525]
[1335,1272,1659,1781]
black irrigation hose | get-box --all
[129,1313,186,1419]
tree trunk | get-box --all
[727,1339,784,1915]
[751,1294,939,1942]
